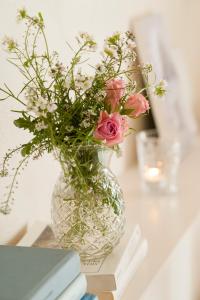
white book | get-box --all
[117,239,148,299]
[17,222,47,247]
[82,224,142,292]
[95,239,148,300]
[57,273,87,300]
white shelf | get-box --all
[119,138,200,299]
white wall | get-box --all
[0,0,199,240]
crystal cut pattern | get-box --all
[51,147,125,261]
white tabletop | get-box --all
[119,138,200,300]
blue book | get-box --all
[0,245,80,300]
[81,294,99,300]
[57,273,86,299]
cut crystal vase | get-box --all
[51,145,125,261]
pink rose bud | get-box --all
[124,93,150,117]
[94,111,128,146]
[105,79,125,112]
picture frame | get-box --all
[131,14,197,151]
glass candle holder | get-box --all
[136,129,181,194]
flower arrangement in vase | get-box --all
[0,9,166,260]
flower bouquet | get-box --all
[0,9,166,260]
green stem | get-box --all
[0,86,26,106]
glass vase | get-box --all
[51,145,125,261]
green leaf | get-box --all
[120,108,135,115]
[107,33,120,45]
[14,117,34,132]
[21,143,32,157]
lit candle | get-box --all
[144,167,162,183]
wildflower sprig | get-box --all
[0,9,166,213]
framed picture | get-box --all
[131,14,197,151]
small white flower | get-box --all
[96,63,105,73]
[35,110,47,118]
[89,43,97,51]
[143,63,153,73]
[65,77,71,89]
[65,125,74,132]
[127,40,136,50]
[79,32,93,42]
[83,77,93,90]
[103,46,118,57]
[38,97,48,110]
[55,62,65,73]
[47,103,57,113]
[153,80,168,97]
[69,90,76,102]
[2,36,18,52]
[81,119,90,128]
[160,80,168,87]
[64,136,69,142]
[26,100,35,111]
[76,73,85,82]
[35,121,48,131]
[87,109,97,116]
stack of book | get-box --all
[0,245,97,300]
[18,205,148,299]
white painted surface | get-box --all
[139,216,200,300]
[120,139,200,299]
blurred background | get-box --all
[0,0,199,242]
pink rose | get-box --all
[105,79,125,112]
[94,111,128,146]
[124,94,150,117]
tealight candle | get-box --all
[144,167,162,183]
[136,129,181,193]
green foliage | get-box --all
[0,9,165,214]
[21,143,32,157]
[14,116,34,132]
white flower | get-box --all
[81,119,90,128]
[65,77,71,89]
[38,96,48,110]
[127,40,136,50]
[79,32,93,42]
[64,136,69,142]
[55,62,65,73]
[75,71,93,91]
[65,125,74,132]
[153,80,168,97]
[26,101,35,111]
[96,63,105,73]
[143,63,153,73]
[89,42,97,51]
[35,121,48,131]
[83,77,93,90]
[35,110,47,118]
[47,103,57,113]
[87,109,97,116]
[69,90,76,102]
[2,36,18,52]
[160,80,168,87]
[103,46,118,58]
[76,73,85,82]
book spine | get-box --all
[86,225,142,292]
[58,273,87,300]
[96,291,117,300]
[28,251,81,300]
[81,294,99,300]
